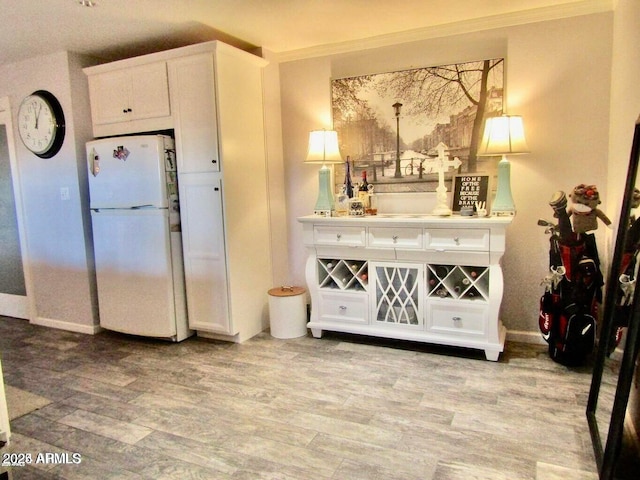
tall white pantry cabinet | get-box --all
[84,41,272,342]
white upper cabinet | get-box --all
[167,53,220,174]
[86,62,172,137]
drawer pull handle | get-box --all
[339,305,347,311]
[392,235,399,243]
[336,233,342,241]
[452,316,462,322]
[453,237,460,245]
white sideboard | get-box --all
[298,214,512,361]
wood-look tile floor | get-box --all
[0,316,599,479]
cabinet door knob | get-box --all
[452,316,462,322]
[339,305,347,311]
[214,187,220,191]
[211,159,217,164]
[453,237,460,245]
[336,233,342,241]
[392,235,399,243]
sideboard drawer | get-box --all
[314,226,366,247]
[426,228,490,251]
[368,227,423,249]
[318,291,368,324]
[427,301,487,339]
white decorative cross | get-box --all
[424,143,461,215]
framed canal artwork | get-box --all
[331,58,504,194]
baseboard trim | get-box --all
[0,293,29,320]
[23,318,548,347]
[196,330,241,343]
[506,330,547,345]
[31,317,101,335]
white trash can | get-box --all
[268,286,307,339]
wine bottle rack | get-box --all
[318,258,368,291]
[427,264,489,301]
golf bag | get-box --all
[538,193,602,366]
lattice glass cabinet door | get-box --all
[372,263,424,327]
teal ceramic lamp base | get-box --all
[313,165,334,217]
[491,156,516,216]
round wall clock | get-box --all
[18,90,66,158]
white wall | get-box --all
[606,0,640,221]
[0,51,99,332]
[501,14,613,337]
[261,49,291,287]
[278,12,614,337]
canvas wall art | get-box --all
[331,58,504,193]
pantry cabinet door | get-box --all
[168,53,221,174]
[178,173,232,334]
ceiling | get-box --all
[0,0,610,66]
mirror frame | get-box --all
[587,116,640,479]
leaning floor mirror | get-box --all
[587,116,640,479]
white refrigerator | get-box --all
[87,135,191,341]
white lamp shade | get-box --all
[478,115,529,156]
[305,130,343,164]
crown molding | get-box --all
[273,0,614,63]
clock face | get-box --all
[18,91,65,158]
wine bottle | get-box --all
[435,265,451,279]
[343,156,354,198]
[453,277,470,296]
[357,170,369,209]
[436,288,448,298]
[466,287,480,299]
[359,170,369,196]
